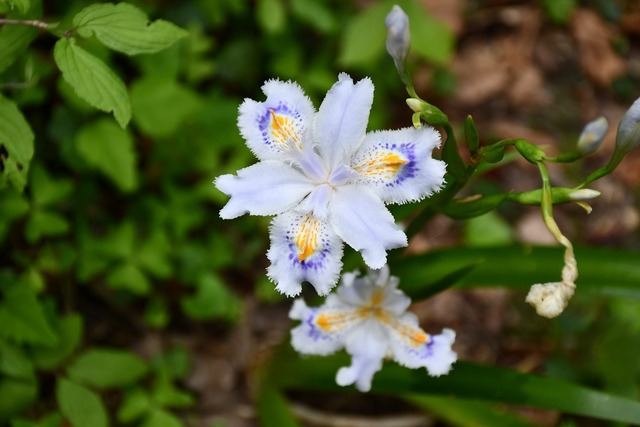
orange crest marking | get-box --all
[270,109,300,149]
[354,152,408,179]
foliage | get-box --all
[0,0,639,426]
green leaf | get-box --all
[406,395,536,427]
[10,412,62,427]
[0,188,29,220]
[256,0,286,34]
[29,164,73,207]
[0,94,34,191]
[338,1,386,67]
[0,0,39,74]
[0,339,34,380]
[73,2,188,56]
[141,409,183,427]
[31,314,83,370]
[106,263,150,294]
[68,348,148,389]
[395,245,640,298]
[0,0,30,15]
[0,378,37,421]
[75,118,138,192]
[464,211,513,247]
[24,210,69,243]
[56,378,108,427]
[0,284,57,346]
[118,388,151,423]
[290,0,336,33]
[54,37,131,128]
[464,115,479,154]
[539,0,576,24]
[271,349,640,425]
[181,274,242,321]
[130,75,202,138]
[439,194,508,220]
[402,0,454,65]
[256,386,301,427]
[137,230,172,278]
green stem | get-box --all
[0,18,49,29]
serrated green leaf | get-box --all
[130,75,202,138]
[141,409,183,427]
[73,2,188,56]
[75,118,138,192]
[0,285,57,346]
[24,210,69,243]
[54,37,131,127]
[0,94,34,191]
[0,378,37,421]
[31,314,83,370]
[68,348,148,389]
[56,378,108,427]
[106,263,150,294]
[0,339,34,380]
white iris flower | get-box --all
[215,73,445,296]
[289,265,457,392]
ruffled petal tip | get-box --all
[336,355,383,392]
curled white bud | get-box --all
[616,96,640,154]
[525,281,576,318]
[568,188,600,201]
[577,116,608,155]
[385,5,410,68]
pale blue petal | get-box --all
[267,212,343,296]
[388,322,457,376]
[215,161,314,219]
[289,299,359,356]
[238,79,315,161]
[353,126,446,204]
[328,184,407,269]
[314,74,374,168]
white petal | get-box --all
[314,74,374,167]
[353,127,446,204]
[289,299,360,356]
[388,320,457,376]
[238,79,315,161]
[329,185,407,269]
[267,212,344,296]
[338,320,389,392]
[215,161,314,219]
[336,354,383,392]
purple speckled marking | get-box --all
[384,142,417,188]
[256,103,302,147]
[284,224,331,273]
[305,308,331,341]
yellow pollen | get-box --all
[295,215,319,262]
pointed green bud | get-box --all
[568,188,600,201]
[464,115,479,154]
[406,98,424,113]
[616,96,640,155]
[577,116,608,155]
[515,139,546,163]
[385,5,410,72]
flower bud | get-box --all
[385,5,410,69]
[568,188,600,201]
[616,96,640,155]
[577,116,608,155]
